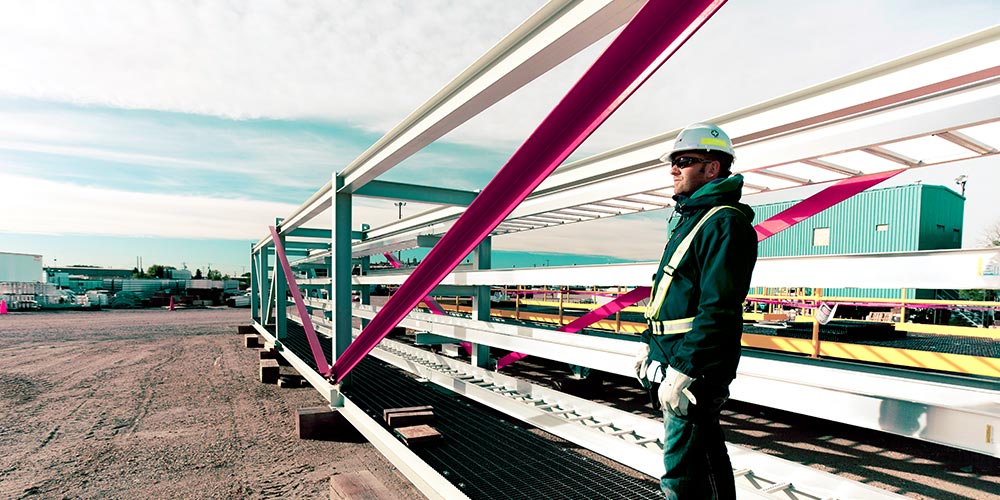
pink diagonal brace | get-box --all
[270,226,330,376]
[330,0,728,382]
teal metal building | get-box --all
[752,183,965,299]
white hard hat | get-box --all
[660,122,735,164]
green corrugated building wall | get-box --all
[751,183,965,299]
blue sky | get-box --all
[1,1,998,276]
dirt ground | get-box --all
[0,307,996,499]
[0,308,422,499]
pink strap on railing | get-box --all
[330,0,728,382]
[754,169,904,242]
[383,253,446,315]
[270,226,331,376]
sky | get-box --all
[1,1,998,277]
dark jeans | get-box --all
[660,381,735,499]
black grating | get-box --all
[274,323,661,499]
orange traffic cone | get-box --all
[168,296,175,311]
[0,299,7,315]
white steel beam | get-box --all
[338,0,644,192]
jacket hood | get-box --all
[674,174,754,221]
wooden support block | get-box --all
[330,470,392,500]
[761,313,786,322]
[237,325,256,334]
[382,405,433,422]
[277,375,300,388]
[296,406,362,441]
[259,359,279,384]
[259,349,276,360]
[387,410,434,428]
[393,425,442,447]
[244,334,261,348]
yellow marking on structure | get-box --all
[701,137,727,147]
[741,334,814,355]
[988,424,993,444]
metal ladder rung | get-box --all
[534,403,559,410]
[762,482,792,494]
[547,408,575,415]
[584,421,612,428]
[606,428,635,436]
[564,414,591,422]
[733,468,754,478]
[631,437,659,445]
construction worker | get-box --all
[634,122,757,499]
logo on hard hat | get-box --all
[711,129,719,137]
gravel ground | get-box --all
[0,308,421,499]
[1,307,996,499]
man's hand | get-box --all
[634,343,651,388]
[658,366,697,417]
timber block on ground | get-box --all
[382,405,433,423]
[244,334,261,348]
[237,325,256,334]
[277,375,300,388]
[393,424,442,447]
[258,349,276,360]
[329,470,392,500]
[259,359,279,384]
[386,410,434,428]
[296,406,362,441]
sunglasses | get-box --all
[671,156,715,168]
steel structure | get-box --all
[248,2,999,497]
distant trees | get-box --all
[985,221,1000,247]
[194,269,204,279]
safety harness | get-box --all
[644,205,740,334]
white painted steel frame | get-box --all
[353,248,1000,290]
[338,0,645,193]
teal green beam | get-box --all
[471,237,492,368]
[283,241,330,250]
[331,174,353,360]
[274,224,287,340]
[287,227,366,240]
[353,179,477,206]
[250,248,260,323]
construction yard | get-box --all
[0,308,421,499]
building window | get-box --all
[813,227,830,246]
[936,224,945,231]
[876,224,889,232]
[953,228,961,243]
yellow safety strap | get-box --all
[644,205,738,320]
[649,316,695,335]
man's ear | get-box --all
[704,160,721,180]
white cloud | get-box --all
[1,172,297,239]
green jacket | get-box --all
[641,174,757,384]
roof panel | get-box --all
[881,135,979,163]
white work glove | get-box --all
[658,366,697,417]
[633,343,651,387]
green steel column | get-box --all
[471,237,492,368]
[275,220,288,340]
[360,255,371,329]
[250,248,260,323]
[331,174,353,360]
[260,246,271,326]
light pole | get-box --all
[954,175,968,196]
[394,202,407,262]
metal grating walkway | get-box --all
[273,323,663,499]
